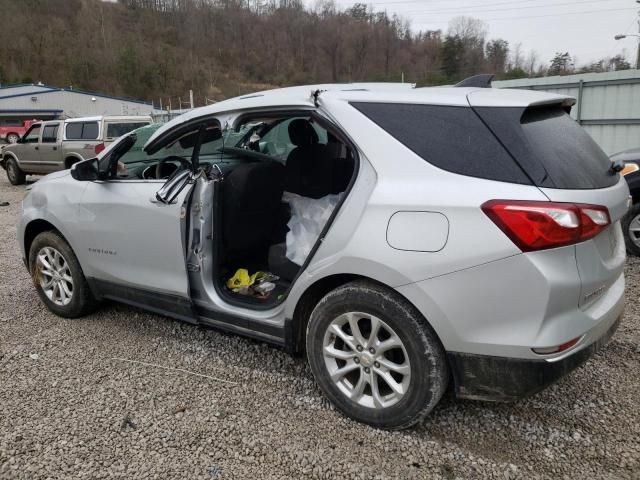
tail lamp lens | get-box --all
[482,200,610,252]
[94,142,106,155]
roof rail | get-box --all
[455,74,494,88]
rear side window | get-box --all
[474,106,617,189]
[351,102,531,184]
[66,122,99,140]
[105,122,149,140]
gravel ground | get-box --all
[1,175,639,479]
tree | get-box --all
[548,52,574,76]
[609,54,631,71]
[486,39,509,74]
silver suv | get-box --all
[18,81,628,429]
[2,115,151,184]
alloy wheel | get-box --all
[628,213,640,249]
[36,246,74,306]
[322,312,411,409]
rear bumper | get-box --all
[448,314,622,401]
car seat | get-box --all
[222,161,285,265]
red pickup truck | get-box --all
[0,120,37,144]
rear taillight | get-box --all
[94,142,105,155]
[482,200,610,252]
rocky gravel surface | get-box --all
[1,176,639,479]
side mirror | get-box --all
[70,158,101,181]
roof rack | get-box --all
[455,74,494,88]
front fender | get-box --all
[1,151,19,170]
[19,173,89,265]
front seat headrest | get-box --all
[288,119,318,147]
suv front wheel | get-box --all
[28,231,98,318]
[306,280,448,430]
[6,158,26,185]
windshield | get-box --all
[116,123,225,166]
[98,123,228,179]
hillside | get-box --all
[0,0,629,107]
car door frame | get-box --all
[38,121,62,172]
[14,123,43,172]
[74,121,222,323]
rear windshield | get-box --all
[474,106,617,189]
[351,102,532,185]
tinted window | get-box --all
[351,102,531,184]
[66,121,99,140]
[65,123,83,139]
[42,124,59,143]
[82,122,99,139]
[474,106,617,189]
[106,122,149,139]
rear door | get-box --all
[470,97,629,309]
[39,122,62,171]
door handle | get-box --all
[53,146,57,151]
[34,146,39,150]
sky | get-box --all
[318,0,640,67]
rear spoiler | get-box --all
[455,74,494,88]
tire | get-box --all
[306,280,448,430]
[6,133,19,144]
[28,231,98,318]
[622,202,640,256]
[6,158,26,185]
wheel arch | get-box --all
[288,273,444,356]
[23,219,67,260]
[64,154,84,169]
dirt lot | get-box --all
[0,175,639,479]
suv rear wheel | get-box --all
[29,231,98,318]
[622,203,640,256]
[306,280,448,430]
[6,133,19,144]
[6,158,26,185]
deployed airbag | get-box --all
[283,191,341,265]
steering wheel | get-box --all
[156,156,192,179]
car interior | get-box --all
[214,115,356,307]
[104,114,356,307]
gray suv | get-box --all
[1,115,151,184]
[17,81,628,429]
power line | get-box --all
[410,6,636,24]
[402,0,616,16]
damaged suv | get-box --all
[18,80,627,429]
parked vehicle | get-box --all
[18,81,627,429]
[1,115,152,184]
[611,148,640,256]
[0,119,38,144]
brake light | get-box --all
[94,142,105,155]
[482,200,610,252]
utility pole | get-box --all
[637,3,640,69]
[189,89,194,109]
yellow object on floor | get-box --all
[226,268,267,289]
